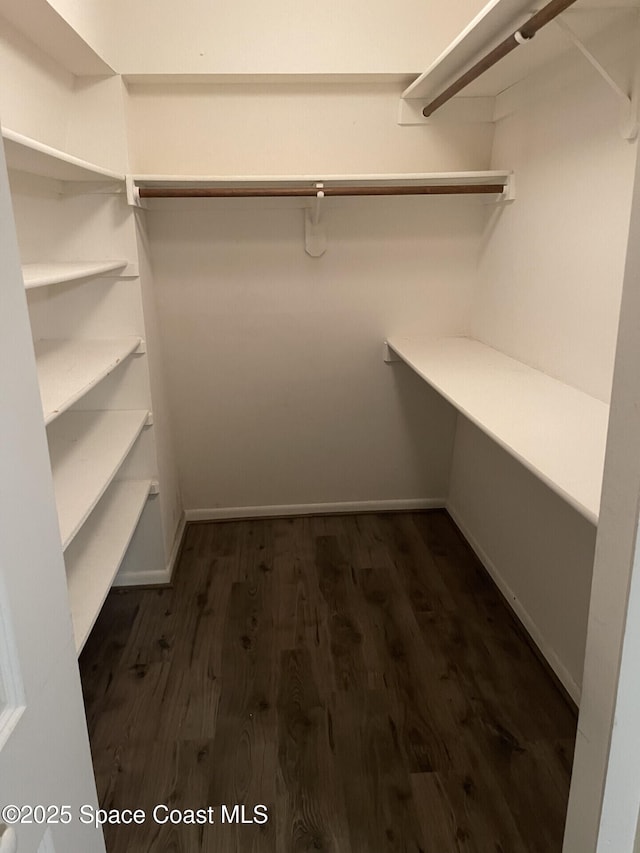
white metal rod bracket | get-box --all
[555,15,639,141]
[304,183,327,257]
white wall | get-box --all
[126,80,495,516]
[46,0,488,76]
[473,51,637,402]
[146,196,489,514]
[124,81,495,175]
[449,39,639,699]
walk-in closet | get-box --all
[2,0,640,851]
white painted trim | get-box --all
[165,513,187,581]
[447,500,581,705]
[186,498,446,522]
[113,567,172,587]
[113,512,186,588]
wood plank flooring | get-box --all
[80,510,576,853]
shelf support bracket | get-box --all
[383,342,401,363]
[555,15,640,141]
[126,175,145,208]
[304,183,327,257]
[497,173,516,204]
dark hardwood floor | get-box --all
[80,510,576,853]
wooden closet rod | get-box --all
[138,184,506,198]
[422,0,580,117]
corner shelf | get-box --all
[65,479,151,653]
[385,335,609,523]
[35,337,142,425]
[0,0,114,76]
[2,128,125,183]
[23,261,128,290]
[48,409,149,549]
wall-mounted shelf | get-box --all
[130,170,513,193]
[65,479,152,653]
[129,172,514,256]
[23,261,128,290]
[2,128,124,183]
[0,0,114,76]
[35,337,142,425]
[404,0,534,101]
[384,336,609,523]
[401,0,640,129]
[48,409,149,549]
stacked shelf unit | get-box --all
[3,127,164,652]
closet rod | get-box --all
[138,184,506,198]
[422,0,580,117]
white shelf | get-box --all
[48,409,149,549]
[65,479,151,653]
[34,337,142,425]
[402,0,640,102]
[2,128,124,183]
[23,261,128,290]
[0,0,114,76]
[132,170,512,188]
[386,336,609,523]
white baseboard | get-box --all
[185,497,446,522]
[114,512,186,588]
[165,512,187,581]
[447,501,581,706]
[114,568,172,587]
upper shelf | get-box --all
[402,0,640,102]
[35,337,142,425]
[132,171,512,188]
[0,0,113,76]
[385,336,609,523]
[23,261,128,290]
[2,128,125,183]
